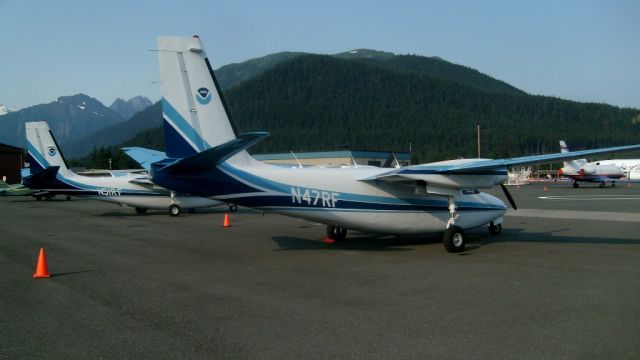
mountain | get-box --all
[75,53,640,170]
[109,96,152,120]
[213,49,523,96]
[0,94,125,149]
[0,104,11,116]
[222,55,639,161]
[215,52,306,90]
[346,53,525,96]
[65,101,161,158]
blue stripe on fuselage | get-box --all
[162,99,211,154]
[153,160,506,212]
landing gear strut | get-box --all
[326,225,347,241]
[446,197,458,229]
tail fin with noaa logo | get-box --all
[157,36,239,159]
[25,121,73,176]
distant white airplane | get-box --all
[558,141,626,187]
[592,159,640,181]
[23,121,224,215]
[149,36,640,252]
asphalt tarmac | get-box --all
[1,182,639,359]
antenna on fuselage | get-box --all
[289,150,303,168]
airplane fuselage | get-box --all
[152,157,508,234]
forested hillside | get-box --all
[225,55,640,161]
[76,53,640,168]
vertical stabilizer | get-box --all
[157,36,238,158]
[26,121,73,176]
[559,140,586,169]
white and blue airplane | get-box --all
[23,121,225,215]
[149,36,640,252]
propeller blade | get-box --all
[500,184,518,210]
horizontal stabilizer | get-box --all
[156,132,269,174]
[122,147,167,170]
[27,166,60,180]
[23,166,60,189]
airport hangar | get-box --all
[0,142,24,184]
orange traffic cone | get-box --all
[223,213,231,228]
[322,237,335,244]
[33,248,51,278]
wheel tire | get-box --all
[135,207,147,215]
[66,195,71,201]
[443,226,466,253]
[599,182,606,188]
[573,182,579,188]
[36,196,41,201]
[169,204,180,217]
[228,204,238,212]
[326,225,347,241]
[489,222,502,235]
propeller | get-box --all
[500,184,518,210]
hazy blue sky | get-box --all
[1,0,638,110]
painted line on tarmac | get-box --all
[539,195,640,201]
[506,209,639,223]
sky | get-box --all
[0,0,638,111]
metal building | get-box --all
[254,150,411,167]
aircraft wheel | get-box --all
[599,182,606,188]
[169,204,180,217]
[66,195,71,201]
[36,196,42,201]
[326,225,347,241]
[135,207,147,215]
[489,221,502,235]
[573,182,579,188]
[228,204,238,212]
[612,182,616,187]
[443,226,466,253]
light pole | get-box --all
[476,122,481,158]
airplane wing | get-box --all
[362,143,640,180]
[122,147,167,171]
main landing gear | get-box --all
[168,191,181,217]
[169,203,181,217]
[442,226,465,253]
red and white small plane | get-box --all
[558,141,625,187]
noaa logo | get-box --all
[48,147,56,156]
[196,87,212,105]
